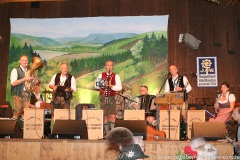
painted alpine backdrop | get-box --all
[7,16,169,108]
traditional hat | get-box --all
[117,144,149,160]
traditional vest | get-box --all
[11,67,25,96]
[168,76,185,91]
[54,73,73,99]
[168,76,188,101]
[100,72,116,96]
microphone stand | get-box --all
[117,94,137,110]
[105,70,111,129]
[180,73,195,140]
[41,85,49,138]
[156,73,170,131]
[158,73,170,93]
[66,74,71,120]
[41,85,48,117]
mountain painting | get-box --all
[7,16,169,109]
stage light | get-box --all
[178,33,201,50]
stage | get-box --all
[0,139,234,160]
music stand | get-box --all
[56,86,66,92]
[155,92,184,139]
[56,85,72,120]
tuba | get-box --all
[25,57,44,92]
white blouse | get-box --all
[218,92,236,104]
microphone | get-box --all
[190,72,197,77]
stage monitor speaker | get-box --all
[52,120,88,139]
[192,122,227,141]
[115,120,147,140]
[0,120,23,138]
[0,103,13,118]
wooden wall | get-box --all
[0,0,239,104]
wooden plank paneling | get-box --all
[0,139,234,160]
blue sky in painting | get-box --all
[10,15,168,38]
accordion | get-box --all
[138,95,156,116]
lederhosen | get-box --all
[99,72,116,117]
[12,67,31,118]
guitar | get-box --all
[146,126,166,141]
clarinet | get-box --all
[214,90,220,118]
[65,74,72,99]
[104,70,111,97]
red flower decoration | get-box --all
[184,146,198,158]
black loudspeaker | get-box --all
[115,120,147,140]
[52,120,88,139]
[0,120,23,138]
[0,103,13,118]
[192,122,227,141]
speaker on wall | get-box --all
[115,120,147,140]
[192,122,227,140]
[52,120,88,139]
[0,120,23,138]
[178,33,201,50]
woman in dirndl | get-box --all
[209,82,236,122]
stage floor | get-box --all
[0,139,234,160]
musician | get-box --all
[164,65,192,94]
[209,82,235,122]
[130,85,157,125]
[29,83,43,108]
[164,65,192,121]
[10,55,34,119]
[95,60,122,134]
[230,107,240,156]
[49,62,76,112]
